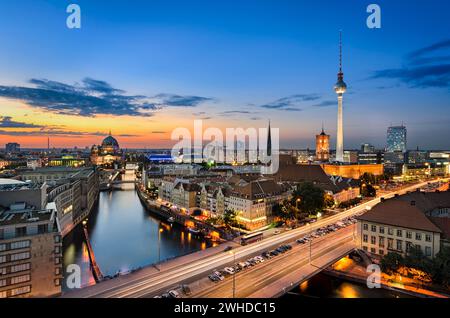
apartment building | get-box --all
[227,179,289,231]
[0,181,62,298]
[356,190,450,259]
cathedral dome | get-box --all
[102,134,119,149]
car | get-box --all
[248,258,257,265]
[262,252,271,259]
[274,230,281,235]
[161,293,171,298]
[270,250,279,256]
[169,290,181,298]
[224,267,235,275]
[208,274,219,282]
[238,262,248,269]
[296,238,305,244]
[153,295,162,298]
[255,256,264,262]
[213,271,225,280]
[224,246,233,252]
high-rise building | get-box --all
[315,127,330,162]
[387,125,407,152]
[361,143,375,153]
[334,31,347,163]
[5,143,20,153]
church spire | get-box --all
[267,120,272,157]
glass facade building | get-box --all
[386,125,407,152]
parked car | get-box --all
[224,267,235,275]
[224,246,233,252]
[213,271,225,280]
[208,274,219,282]
[169,290,181,298]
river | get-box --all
[62,189,212,289]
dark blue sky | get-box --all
[0,0,449,149]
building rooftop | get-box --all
[0,180,43,191]
[0,205,55,227]
[357,190,450,233]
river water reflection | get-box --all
[63,189,211,289]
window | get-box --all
[363,246,368,251]
[397,230,402,237]
[10,240,30,250]
[0,290,6,298]
[0,244,6,252]
[396,240,403,251]
[11,263,30,273]
[406,231,412,239]
[388,238,394,249]
[363,234,368,243]
[0,279,6,287]
[379,227,385,234]
[54,278,61,286]
[425,234,432,242]
[370,247,376,253]
[10,274,30,285]
[388,228,394,235]
[54,235,61,243]
[371,236,376,244]
[0,267,6,275]
[363,224,368,231]
[379,237,385,248]
[406,242,413,253]
[55,246,61,254]
[55,257,61,265]
[425,247,432,257]
[371,225,377,232]
[15,227,27,238]
[0,256,6,264]
[9,285,31,296]
[55,267,61,275]
[0,229,4,240]
[38,224,48,234]
[416,233,422,241]
[379,249,384,255]
[10,252,30,262]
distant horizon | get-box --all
[1,1,449,149]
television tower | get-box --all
[334,31,347,163]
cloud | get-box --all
[0,116,44,128]
[0,128,138,137]
[371,39,450,89]
[259,94,320,111]
[372,64,450,88]
[0,78,214,117]
[313,100,337,107]
[218,110,252,116]
[153,93,215,107]
[407,39,450,60]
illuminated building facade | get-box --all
[315,128,330,162]
[90,132,122,165]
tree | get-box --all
[362,184,377,197]
[293,182,325,216]
[272,200,297,221]
[223,209,238,227]
[430,246,450,288]
[380,252,404,275]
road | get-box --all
[189,226,355,298]
[63,179,441,298]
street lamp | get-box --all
[229,251,236,298]
[158,228,163,271]
[296,198,301,210]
